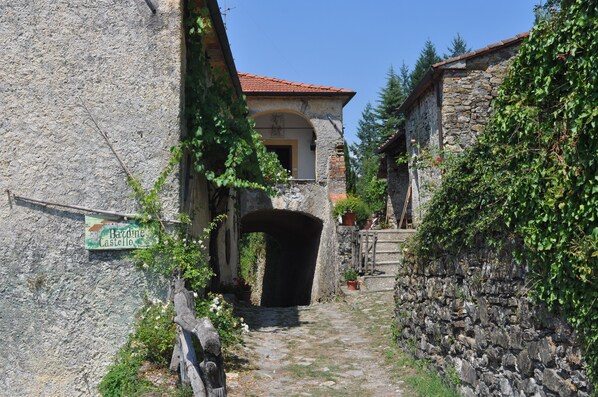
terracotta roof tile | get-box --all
[239,72,354,95]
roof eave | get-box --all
[206,0,242,97]
[397,32,529,115]
[245,91,356,107]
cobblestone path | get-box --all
[226,291,412,397]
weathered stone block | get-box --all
[543,368,574,397]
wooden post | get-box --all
[399,184,412,230]
[173,280,227,397]
[372,233,378,275]
[364,231,369,275]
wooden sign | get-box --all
[85,215,155,250]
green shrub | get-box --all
[239,232,265,286]
[195,293,248,351]
[333,195,371,223]
[343,268,358,281]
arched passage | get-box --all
[241,210,323,307]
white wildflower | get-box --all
[142,263,149,270]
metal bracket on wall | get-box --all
[144,0,157,14]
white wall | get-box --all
[254,112,316,180]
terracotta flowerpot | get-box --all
[342,212,356,226]
[346,280,359,290]
[236,290,252,302]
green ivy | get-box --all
[411,0,598,383]
[184,8,288,194]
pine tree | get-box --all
[376,66,408,138]
[343,139,356,194]
[444,33,471,59]
[409,39,442,89]
[350,102,379,177]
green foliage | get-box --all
[130,300,177,366]
[333,195,370,223]
[239,232,265,286]
[376,66,409,137]
[343,268,358,281]
[130,216,221,291]
[195,293,248,351]
[362,175,388,214]
[98,349,149,397]
[99,300,176,397]
[444,33,471,59]
[184,9,288,194]
[412,0,598,382]
[343,139,356,194]
[410,39,442,89]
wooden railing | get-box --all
[352,230,378,276]
[171,279,227,397]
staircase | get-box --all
[355,229,415,292]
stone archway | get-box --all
[241,209,323,307]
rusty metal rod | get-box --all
[11,192,181,224]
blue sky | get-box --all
[217,0,539,145]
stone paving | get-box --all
[226,290,412,397]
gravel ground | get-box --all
[225,290,414,397]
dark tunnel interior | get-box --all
[241,210,323,307]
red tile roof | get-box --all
[239,72,354,95]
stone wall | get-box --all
[442,45,519,152]
[245,97,346,182]
[404,85,441,223]
[402,43,521,227]
[336,225,356,277]
[395,248,593,396]
[0,1,183,395]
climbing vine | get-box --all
[184,6,288,194]
[410,0,598,382]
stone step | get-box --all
[366,263,400,276]
[362,275,396,291]
[370,252,403,261]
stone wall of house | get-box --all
[441,45,520,152]
[395,247,593,397]
[0,1,184,395]
[336,225,356,277]
[384,155,410,229]
[240,181,338,303]
[404,85,441,224]
[245,97,346,183]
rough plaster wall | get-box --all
[0,1,183,395]
[442,45,519,152]
[246,97,345,182]
[404,86,440,224]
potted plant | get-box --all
[344,268,359,290]
[333,195,369,226]
[233,277,252,302]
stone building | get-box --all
[379,33,528,227]
[0,0,242,395]
[238,73,355,306]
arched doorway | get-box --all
[241,210,323,307]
